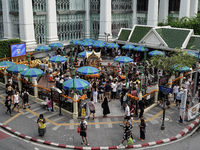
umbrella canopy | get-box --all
[81,41,93,47]
[82,38,95,43]
[173,65,190,72]
[122,44,135,50]
[134,46,149,52]
[114,56,133,63]
[62,79,89,90]
[21,68,44,77]
[106,43,119,48]
[76,66,99,75]
[49,56,68,63]
[49,43,63,48]
[70,40,82,45]
[182,51,198,58]
[78,51,91,57]
[0,61,16,67]
[35,45,51,51]
[95,40,106,44]
[148,50,165,56]
[6,64,29,73]
[92,41,105,48]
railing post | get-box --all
[73,94,78,119]
[33,80,38,98]
[179,73,183,88]
[154,84,159,104]
[168,77,172,97]
[4,70,8,84]
[17,73,22,93]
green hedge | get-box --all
[0,39,21,58]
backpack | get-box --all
[23,92,28,100]
[80,122,86,132]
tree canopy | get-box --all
[158,14,200,35]
[149,50,197,76]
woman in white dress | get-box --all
[93,88,98,103]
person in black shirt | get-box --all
[139,118,146,141]
[138,98,146,118]
[105,81,111,99]
[4,95,12,116]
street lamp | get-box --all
[144,45,147,94]
[104,32,110,42]
[125,62,129,87]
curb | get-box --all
[0,116,200,149]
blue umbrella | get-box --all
[173,65,190,72]
[6,64,29,73]
[49,43,63,48]
[62,79,89,90]
[81,41,93,47]
[82,38,95,43]
[21,68,44,77]
[148,50,165,56]
[92,41,105,48]
[76,66,99,75]
[35,45,51,51]
[134,46,149,52]
[106,43,119,48]
[0,61,16,67]
[122,44,135,50]
[70,40,82,45]
[95,40,106,44]
[114,56,133,63]
[78,51,91,57]
[49,56,68,63]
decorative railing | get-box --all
[142,90,157,107]
[38,85,51,100]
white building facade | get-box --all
[0,0,199,51]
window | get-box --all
[32,0,46,12]
[56,0,85,11]
[169,0,180,12]
[90,14,100,39]
[11,15,20,38]
[0,15,3,39]
[112,0,132,11]
[137,0,148,11]
[34,15,46,44]
[0,0,2,11]
[90,0,100,11]
[112,13,132,38]
[10,0,19,12]
[57,14,85,41]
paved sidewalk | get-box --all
[0,84,197,148]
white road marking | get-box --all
[95,119,100,128]
[52,125,61,131]
[107,118,113,128]
[69,120,74,129]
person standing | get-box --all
[105,81,111,99]
[116,80,122,98]
[102,97,110,117]
[139,118,146,141]
[40,61,45,72]
[79,117,89,146]
[173,84,179,101]
[98,84,104,103]
[22,89,30,109]
[4,95,12,116]
[138,98,146,118]
[176,88,183,109]
[88,98,95,119]
[111,81,117,101]
[92,88,98,103]
[121,103,130,126]
[47,98,52,112]
[37,114,46,137]
[12,91,20,113]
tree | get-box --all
[149,50,197,76]
[158,14,200,35]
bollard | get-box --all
[73,94,78,119]
[17,73,22,93]
[154,84,159,104]
[179,73,183,88]
[33,80,38,98]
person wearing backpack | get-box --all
[22,89,30,109]
[79,117,89,146]
[88,98,95,120]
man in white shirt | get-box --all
[173,84,179,101]
[121,103,130,126]
[184,79,190,89]
[111,81,117,101]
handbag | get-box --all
[38,122,41,128]
[127,137,134,145]
[142,128,146,133]
[77,126,81,133]
[101,103,104,108]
